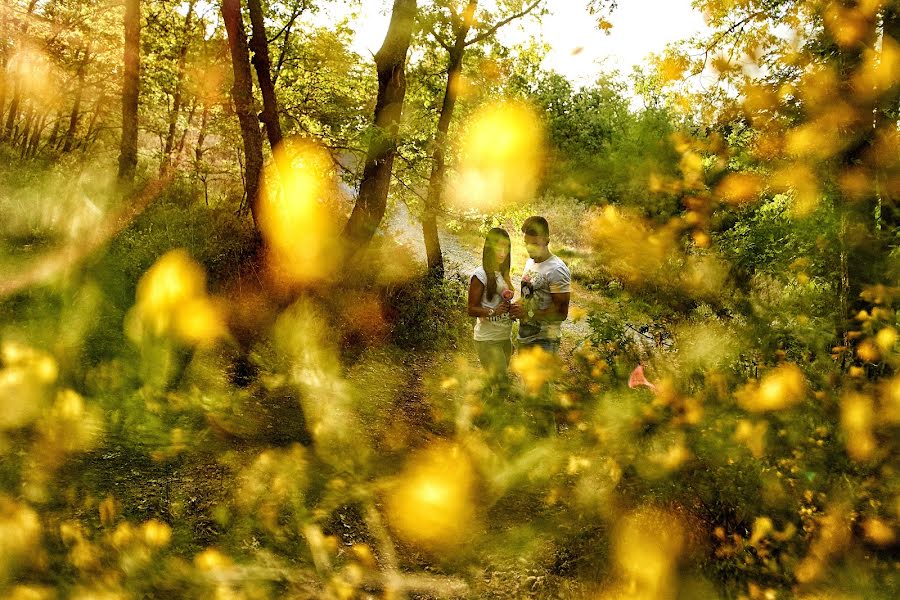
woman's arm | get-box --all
[467,276,507,317]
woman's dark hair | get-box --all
[482,227,511,301]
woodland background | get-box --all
[0,0,898,598]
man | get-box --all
[510,216,571,355]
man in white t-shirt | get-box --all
[510,216,571,355]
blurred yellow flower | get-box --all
[141,520,172,548]
[734,419,768,458]
[510,345,556,394]
[613,507,684,598]
[386,443,476,548]
[841,393,875,461]
[736,364,806,412]
[128,249,228,346]
[862,518,895,546]
[716,172,763,204]
[259,138,343,286]
[876,327,897,353]
[448,100,545,212]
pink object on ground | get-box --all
[628,364,657,391]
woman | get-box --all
[467,227,514,393]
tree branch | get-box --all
[465,0,542,46]
[426,21,453,51]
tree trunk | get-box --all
[247,0,283,152]
[272,2,304,86]
[3,0,37,141]
[876,3,900,225]
[195,100,209,164]
[162,0,195,173]
[46,113,60,150]
[175,99,197,163]
[118,0,140,185]
[833,1,878,347]
[62,46,90,153]
[343,0,418,251]
[27,110,45,157]
[422,1,478,279]
[0,0,7,129]
[17,100,33,154]
[3,77,19,139]
[80,93,106,151]
[222,0,264,227]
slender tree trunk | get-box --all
[46,113,60,150]
[17,100,33,154]
[3,0,37,140]
[63,45,90,153]
[27,110,45,157]
[81,93,105,151]
[175,99,197,163]
[3,77,19,139]
[222,0,264,227]
[272,2,303,86]
[118,0,140,185]
[343,0,418,251]
[833,0,878,347]
[422,1,477,279]
[247,0,283,152]
[876,3,900,226]
[162,0,195,172]
[195,100,209,164]
[0,0,8,128]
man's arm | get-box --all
[531,291,570,322]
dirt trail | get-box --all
[387,202,599,354]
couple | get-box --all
[467,216,571,393]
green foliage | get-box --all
[381,272,470,352]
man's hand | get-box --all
[509,302,525,320]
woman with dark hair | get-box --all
[467,228,514,394]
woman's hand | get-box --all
[494,301,510,316]
[509,302,524,320]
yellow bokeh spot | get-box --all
[734,419,768,458]
[881,376,900,423]
[510,345,556,395]
[174,297,227,346]
[749,516,774,547]
[614,507,684,597]
[716,172,763,204]
[588,205,678,284]
[841,393,875,461]
[195,548,230,571]
[129,249,228,345]
[136,249,205,316]
[141,520,172,547]
[862,518,895,546]
[260,139,343,286]
[386,443,475,548]
[448,100,545,212]
[0,344,58,431]
[876,327,897,353]
[857,340,880,363]
[0,497,42,578]
[736,364,806,412]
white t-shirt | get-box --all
[471,267,513,342]
[518,254,571,342]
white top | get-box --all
[471,267,513,342]
[518,254,571,342]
